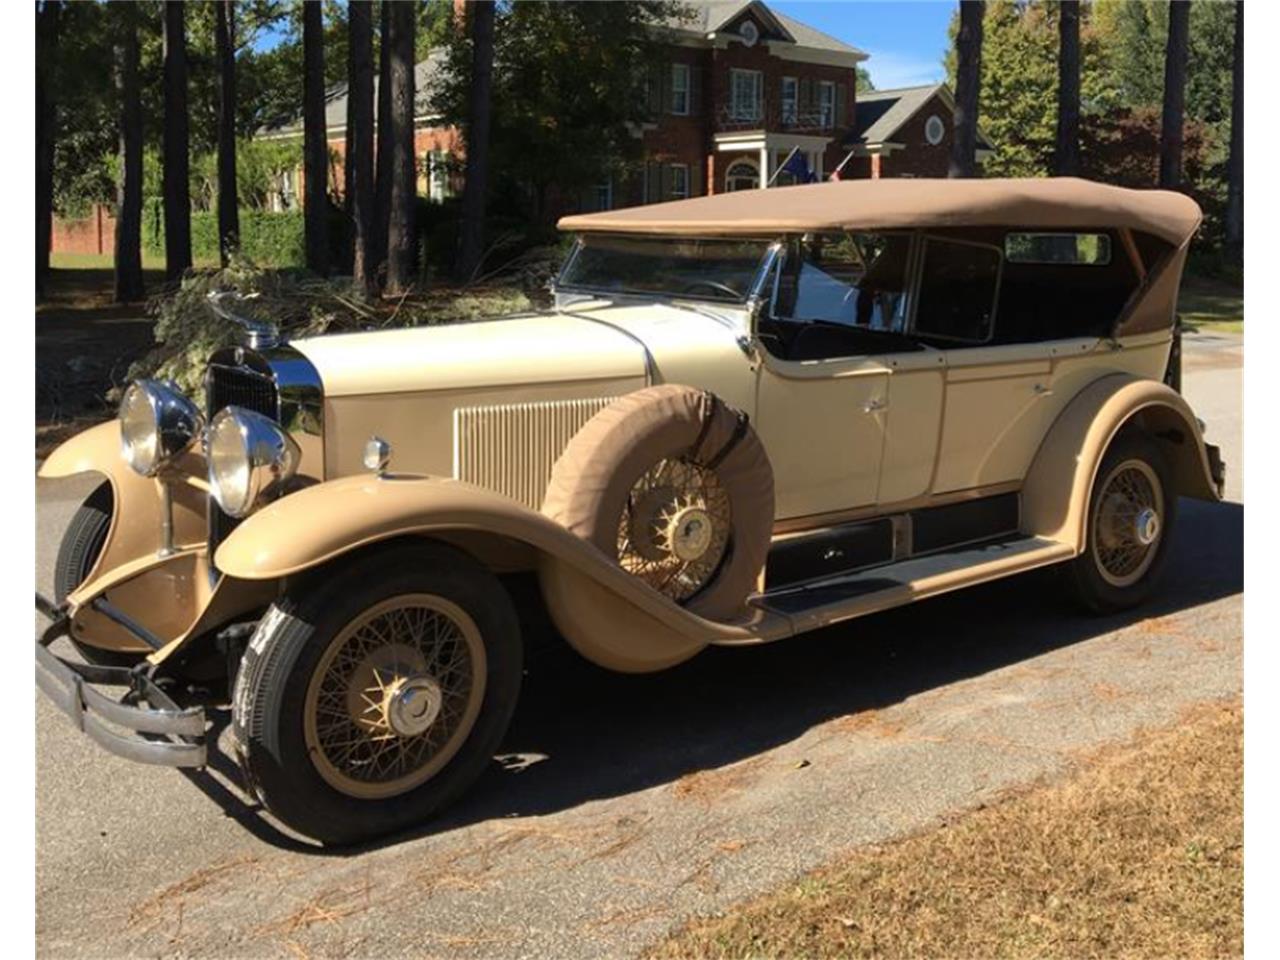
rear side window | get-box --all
[913,238,1001,343]
[1005,232,1112,265]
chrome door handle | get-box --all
[1033,383,1053,396]
[862,397,887,413]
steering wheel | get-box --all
[681,280,741,299]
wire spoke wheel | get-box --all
[616,457,732,602]
[303,593,487,800]
[1091,458,1164,589]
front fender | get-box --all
[39,421,208,587]
[1022,373,1221,552]
[215,475,788,672]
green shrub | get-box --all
[144,210,307,267]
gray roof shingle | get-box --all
[663,1,866,57]
[850,83,994,150]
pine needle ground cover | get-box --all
[655,700,1242,960]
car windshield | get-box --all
[559,235,773,303]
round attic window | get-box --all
[739,20,759,46]
[925,115,946,146]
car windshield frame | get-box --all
[556,233,779,306]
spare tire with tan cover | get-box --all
[542,385,774,621]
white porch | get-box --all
[713,131,833,189]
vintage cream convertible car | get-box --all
[36,178,1223,844]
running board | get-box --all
[739,536,1076,640]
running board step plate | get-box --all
[750,536,1075,636]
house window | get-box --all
[781,77,798,126]
[725,158,759,192]
[671,63,690,115]
[427,149,452,202]
[595,178,613,211]
[670,164,689,199]
[925,115,946,145]
[730,68,763,122]
[818,81,835,129]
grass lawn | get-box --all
[1179,274,1244,335]
[49,251,221,273]
[654,700,1242,960]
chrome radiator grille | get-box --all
[206,362,278,420]
[453,397,615,510]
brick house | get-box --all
[261,1,994,214]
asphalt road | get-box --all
[36,333,1243,959]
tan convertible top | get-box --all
[558,177,1202,247]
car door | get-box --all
[751,233,911,521]
[911,233,1063,494]
[754,352,890,520]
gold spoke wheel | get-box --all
[616,457,732,602]
[303,594,487,800]
[1091,459,1164,589]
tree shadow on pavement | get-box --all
[184,497,1242,854]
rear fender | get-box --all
[214,475,788,672]
[1022,373,1220,552]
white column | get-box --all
[759,144,769,189]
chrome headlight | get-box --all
[119,380,204,477]
[207,406,301,518]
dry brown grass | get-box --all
[653,700,1242,960]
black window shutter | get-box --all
[647,63,663,115]
[689,63,703,116]
[835,83,848,127]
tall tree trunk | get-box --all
[113,1,144,302]
[457,1,495,283]
[348,1,375,290]
[303,0,328,275]
[1224,1,1243,257]
[163,1,192,281]
[371,0,393,283]
[385,0,417,296]
[216,0,239,264]
[36,1,60,299]
[949,0,984,179]
[1159,0,1190,190]
[1054,0,1081,177]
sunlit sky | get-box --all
[252,1,956,91]
[771,0,954,90]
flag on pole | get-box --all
[829,149,857,181]
[767,146,816,186]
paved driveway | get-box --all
[36,335,1242,958]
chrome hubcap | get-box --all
[1134,507,1160,546]
[383,675,444,737]
[666,505,713,562]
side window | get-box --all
[1005,232,1111,265]
[774,233,912,331]
[913,238,1001,343]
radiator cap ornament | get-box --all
[364,436,392,476]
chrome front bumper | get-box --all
[35,594,206,768]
